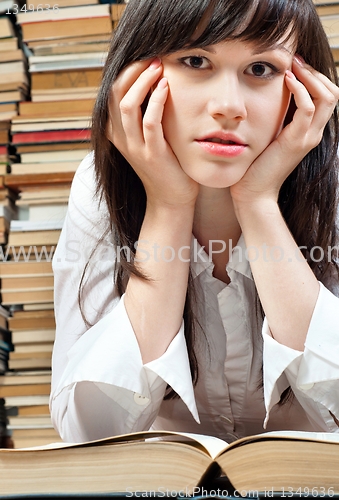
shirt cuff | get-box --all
[52,294,199,422]
[262,282,339,427]
[145,328,200,423]
[300,282,339,384]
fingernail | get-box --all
[294,54,305,66]
[157,77,168,89]
[148,58,161,70]
[285,70,296,79]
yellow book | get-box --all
[0,430,339,496]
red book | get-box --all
[0,146,7,155]
[12,129,91,145]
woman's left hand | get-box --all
[229,58,339,352]
[230,57,339,207]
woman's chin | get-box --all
[184,171,247,190]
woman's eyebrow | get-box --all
[186,45,216,54]
[184,43,293,57]
[251,44,294,56]
[200,46,217,54]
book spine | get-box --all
[12,129,91,144]
[31,69,102,90]
[18,98,95,117]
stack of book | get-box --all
[0,1,127,449]
[7,2,128,178]
[0,304,11,375]
[4,218,64,266]
[0,122,10,176]
[0,179,17,245]
[0,257,58,447]
[0,397,7,447]
[0,245,56,310]
[314,1,339,63]
[4,281,55,372]
[0,370,61,448]
[1,169,73,366]
[0,41,18,242]
[3,170,72,245]
[17,3,112,104]
[9,99,92,176]
[0,15,27,122]
[111,2,126,29]
[0,293,11,445]
[15,182,70,222]
[8,2,109,177]
[0,235,58,445]
[314,0,339,15]
[10,125,90,176]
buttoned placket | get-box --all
[190,236,254,439]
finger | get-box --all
[292,60,339,131]
[285,69,336,148]
[112,59,157,101]
[142,78,169,150]
[284,71,315,138]
[294,57,339,98]
[119,60,163,145]
[292,60,337,104]
[108,59,153,125]
[107,59,162,148]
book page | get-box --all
[175,432,230,458]
[10,429,339,455]
[263,430,339,443]
[224,429,339,454]
[5,430,229,456]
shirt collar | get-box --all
[190,234,253,281]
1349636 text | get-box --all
[7,4,59,13]
[265,487,336,498]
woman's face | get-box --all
[161,38,294,188]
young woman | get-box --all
[50,0,339,443]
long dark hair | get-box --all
[88,0,339,391]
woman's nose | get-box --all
[207,74,247,122]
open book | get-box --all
[1,430,339,496]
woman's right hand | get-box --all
[106,58,199,208]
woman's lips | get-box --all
[195,132,247,157]
[195,138,247,157]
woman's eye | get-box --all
[180,56,210,69]
[247,63,277,78]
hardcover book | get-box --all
[0,430,339,496]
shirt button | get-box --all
[133,393,150,405]
[220,415,233,425]
[300,383,314,390]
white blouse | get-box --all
[50,153,339,443]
